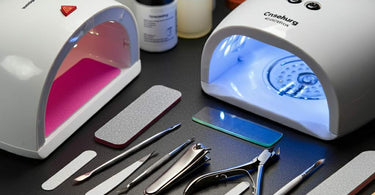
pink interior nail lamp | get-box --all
[201,0,375,140]
[0,0,140,158]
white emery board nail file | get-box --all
[41,150,97,190]
[225,182,251,195]
[308,151,375,195]
[95,85,181,148]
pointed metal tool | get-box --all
[74,123,181,182]
[117,138,195,194]
[86,152,154,195]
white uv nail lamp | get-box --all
[0,0,140,158]
[201,0,375,140]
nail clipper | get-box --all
[144,143,211,195]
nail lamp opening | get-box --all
[0,0,140,158]
[201,0,375,140]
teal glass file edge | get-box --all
[192,107,283,147]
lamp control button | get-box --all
[306,2,321,10]
[61,5,77,16]
[288,0,302,4]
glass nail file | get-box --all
[193,107,283,147]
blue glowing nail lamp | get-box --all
[201,0,375,140]
[0,0,140,158]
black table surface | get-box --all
[1,2,374,195]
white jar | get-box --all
[134,0,177,52]
[177,0,212,39]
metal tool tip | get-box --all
[142,151,155,162]
[317,158,325,165]
[173,123,182,128]
[165,123,182,132]
[74,173,89,182]
[274,147,280,155]
[188,137,195,142]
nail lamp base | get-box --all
[0,0,141,158]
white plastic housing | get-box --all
[0,0,141,158]
[201,0,375,140]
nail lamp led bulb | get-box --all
[0,0,141,158]
[201,0,375,140]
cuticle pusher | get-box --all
[74,123,181,182]
[86,152,154,195]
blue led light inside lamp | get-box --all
[213,35,326,100]
[265,56,326,100]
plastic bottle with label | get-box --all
[134,0,177,52]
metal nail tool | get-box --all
[86,152,154,195]
[144,143,211,195]
[184,147,280,195]
[74,123,181,182]
[274,159,325,195]
[117,138,195,194]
